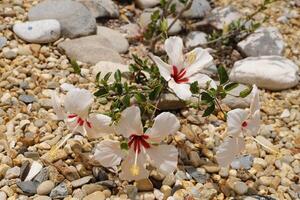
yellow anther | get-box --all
[186,52,196,65]
[130,164,140,176]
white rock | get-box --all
[229,56,299,90]
[173,0,211,18]
[222,84,251,109]
[167,18,182,35]
[13,19,60,43]
[135,0,160,9]
[3,47,18,59]
[78,0,119,18]
[25,161,43,181]
[209,6,241,30]
[238,27,285,57]
[185,31,207,48]
[280,109,290,118]
[92,61,129,82]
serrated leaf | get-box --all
[201,92,214,103]
[239,86,253,98]
[114,70,122,82]
[70,59,81,75]
[203,103,215,117]
[217,66,229,84]
[149,85,162,100]
[224,82,239,91]
[135,93,146,103]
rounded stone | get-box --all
[37,180,55,195]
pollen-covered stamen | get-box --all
[128,134,150,154]
[171,66,189,84]
[242,121,248,128]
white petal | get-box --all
[184,48,214,77]
[227,109,249,137]
[93,140,125,167]
[216,136,245,167]
[165,36,184,68]
[146,145,178,175]
[85,114,114,139]
[245,110,260,136]
[168,79,192,100]
[151,55,172,81]
[64,88,93,118]
[50,91,66,120]
[189,73,217,89]
[119,151,149,181]
[115,106,143,138]
[146,112,180,143]
[250,85,260,115]
[60,83,76,92]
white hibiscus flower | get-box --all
[93,106,180,181]
[216,85,260,167]
[50,86,113,139]
[151,36,216,100]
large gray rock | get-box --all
[13,19,61,43]
[238,27,285,57]
[58,37,123,65]
[157,93,186,110]
[230,56,299,90]
[173,0,211,18]
[135,0,160,9]
[78,0,119,18]
[209,6,241,30]
[28,0,96,38]
[97,26,129,53]
[222,84,251,109]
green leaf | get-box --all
[149,85,162,100]
[135,93,146,103]
[203,103,215,117]
[217,66,229,84]
[114,83,123,94]
[224,82,239,91]
[190,81,199,94]
[122,95,131,107]
[239,86,253,98]
[95,72,101,83]
[159,18,168,33]
[103,72,112,82]
[70,59,81,75]
[114,70,122,82]
[151,10,160,22]
[94,87,108,97]
[120,142,129,150]
[170,3,176,13]
[201,92,214,103]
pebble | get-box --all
[25,161,43,181]
[0,191,7,200]
[135,0,160,9]
[78,0,119,18]
[238,27,285,57]
[209,6,242,29]
[0,164,10,179]
[185,31,207,48]
[229,56,299,90]
[5,166,20,179]
[49,182,69,199]
[33,196,52,200]
[136,179,154,191]
[223,84,252,109]
[13,20,61,43]
[17,181,39,194]
[173,0,211,18]
[162,174,176,186]
[233,181,248,195]
[3,47,18,59]
[71,176,93,188]
[0,36,7,49]
[37,180,55,195]
[28,0,96,38]
[83,191,106,200]
[19,94,36,104]
[160,185,171,199]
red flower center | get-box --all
[171,66,189,84]
[242,121,248,128]
[128,134,150,153]
[68,114,92,128]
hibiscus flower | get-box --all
[50,86,114,139]
[151,36,216,100]
[93,106,180,181]
[216,85,260,167]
